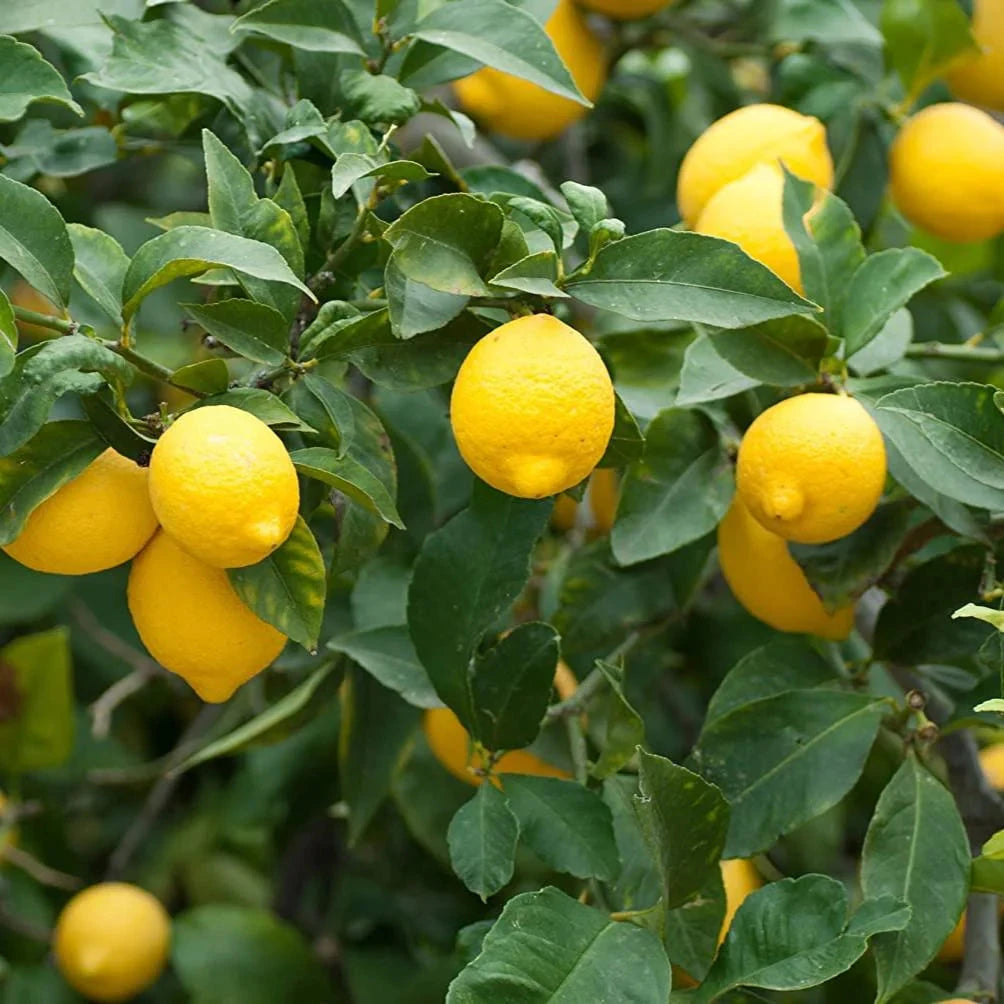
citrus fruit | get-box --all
[2,449,158,576]
[451,314,615,498]
[946,0,1004,110]
[453,0,606,141]
[551,469,619,533]
[677,103,834,228]
[580,0,674,18]
[720,858,762,942]
[736,393,886,544]
[717,497,855,640]
[695,163,803,292]
[128,531,287,702]
[889,103,1004,243]
[149,405,299,569]
[53,883,170,1003]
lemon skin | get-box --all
[946,0,1004,110]
[128,531,287,703]
[3,449,158,576]
[890,102,1004,244]
[581,0,675,18]
[453,0,606,141]
[450,314,615,499]
[149,404,299,569]
[54,883,171,1003]
[677,103,833,228]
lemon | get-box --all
[580,0,674,18]
[451,314,615,498]
[149,405,299,569]
[718,497,855,640]
[551,468,619,533]
[3,449,158,576]
[946,0,1004,110]
[54,883,170,1003]
[128,531,287,702]
[889,102,1004,244]
[453,0,606,142]
[736,393,886,545]
[677,103,834,228]
[720,858,762,943]
[695,163,802,292]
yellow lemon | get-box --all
[149,405,299,569]
[580,0,674,18]
[946,0,1004,110]
[720,858,762,942]
[128,531,287,702]
[736,394,886,545]
[551,468,619,533]
[717,497,855,640]
[677,103,834,229]
[54,883,170,1003]
[889,102,1004,244]
[695,163,803,292]
[453,0,606,141]
[451,314,615,499]
[3,449,158,576]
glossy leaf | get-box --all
[448,782,519,900]
[67,224,129,325]
[291,447,403,528]
[0,289,15,378]
[708,314,828,385]
[231,0,364,54]
[676,333,759,407]
[0,36,82,122]
[591,661,645,779]
[191,389,314,432]
[182,299,289,367]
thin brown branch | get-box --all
[5,846,82,891]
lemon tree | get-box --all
[2,1,1004,1002]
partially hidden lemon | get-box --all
[677,103,834,228]
[889,102,1004,244]
[736,393,886,545]
[54,883,171,1003]
[551,468,619,533]
[128,531,287,702]
[946,0,1004,110]
[580,0,675,18]
[695,163,803,292]
[149,405,299,569]
[3,448,158,576]
[453,0,606,141]
[451,314,615,499]
[718,497,855,640]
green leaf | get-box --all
[170,358,229,396]
[0,289,15,378]
[286,374,356,455]
[560,181,611,234]
[708,314,828,386]
[692,690,887,857]
[505,196,567,257]
[0,36,82,122]
[339,665,422,845]
[876,382,1004,511]
[328,626,439,709]
[182,299,289,367]
[300,306,392,361]
[489,251,567,299]
[955,603,1004,631]
[0,174,73,310]
[66,224,129,325]
[172,905,335,1003]
[447,782,519,900]
[231,0,364,54]
[122,226,314,323]
[330,153,433,201]
[591,661,645,780]
[228,517,326,651]
[565,230,817,329]
[676,333,759,407]
[693,876,910,1003]
[599,393,645,469]
[0,421,103,546]
[407,483,551,727]
[635,750,729,910]
[470,622,559,752]
[291,447,403,528]
[0,627,74,771]
[841,248,945,355]
[770,0,882,44]
[502,775,619,881]
[191,388,314,432]
[447,887,671,1004]
[385,252,469,338]
[1,122,116,181]
[612,408,733,566]
[80,392,155,461]
[664,868,727,983]
[412,0,587,104]
[881,0,978,98]
[862,756,971,1003]
[341,71,423,126]
[848,307,913,376]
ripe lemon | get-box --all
[128,531,287,702]
[694,163,802,292]
[946,0,1004,110]
[453,0,606,142]
[717,497,855,640]
[580,0,674,18]
[736,393,886,545]
[149,405,299,569]
[424,662,577,786]
[54,883,170,1003]
[720,858,762,942]
[3,449,158,576]
[451,314,615,499]
[890,103,1004,244]
[677,103,833,228]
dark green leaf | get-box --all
[848,308,913,376]
[386,251,469,338]
[191,388,315,432]
[447,782,519,900]
[489,251,567,298]
[1,120,116,180]
[0,36,82,122]
[676,333,759,407]
[591,661,645,779]
[291,447,403,528]
[80,392,155,461]
[231,0,364,54]
[0,289,15,378]
[560,181,611,234]
[664,868,727,983]
[598,393,645,469]
[286,374,356,455]
[330,153,433,201]
[182,299,289,367]
[67,224,129,325]
[709,314,828,385]
[341,71,422,125]
[170,358,229,395]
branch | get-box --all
[11,304,77,335]
[90,667,159,739]
[906,342,1004,363]
[5,846,82,891]
[103,340,207,399]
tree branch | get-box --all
[12,305,76,335]
[906,342,1004,364]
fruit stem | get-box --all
[103,341,208,399]
[11,305,77,335]
[905,342,1004,363]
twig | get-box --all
[103,341,207,399]
[906,342,1004,364]
[546,667,607,721]
[89,667,159,739]
[0,897,52,942]
[5,846,82,891]
[566,716,589,783]
[957,892,1001,1002]
[12,305,77,335]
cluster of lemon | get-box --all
[3,406,298,702]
